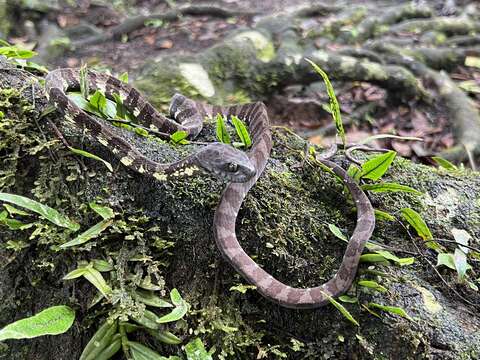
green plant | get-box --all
[0,306,75,341]
[215,114,252,148]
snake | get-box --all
[45,68,375,309]
[45,68,255,183]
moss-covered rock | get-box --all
[0,60,479,359]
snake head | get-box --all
[194,143,256,183]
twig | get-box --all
[345,145,389,166]
[424,239,480,254]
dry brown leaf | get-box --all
[157,39,173,49]
[143,34,156,45]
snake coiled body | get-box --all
[196,103,375,309]
[46,68,375,309]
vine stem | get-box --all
[119,322,132,360]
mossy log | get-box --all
[0,57,479,359]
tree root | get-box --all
[291,3,343,18]
[304,50,427,99]
[353,3,433,42]
[361,41,480,163]
[73,4,259,47]
[389,16,480,36]
[367,41,480,70]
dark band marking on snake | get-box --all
[45,68,375,309]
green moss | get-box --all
[0,87,39,190]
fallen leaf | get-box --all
[157,39,173,49]
[143,34,156,45]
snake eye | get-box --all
[227,163,239,173]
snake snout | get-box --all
[196,143,257,183]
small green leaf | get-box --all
[437,253,472,279]
[129,341,168,360]
[451,228,471,254]
[361,182,422,195]
[134,127,149,137]
[358,280,388,293]
[60,219,113,248]
[79,319,118,360]
[324,292,359,326]
[347,164,362,182]
[92,259,114,272]
[185,338,213,360]
[451,228,471,280]
[0,306,75,341]
[118,72,128,83]
[144,19,164,28]
[367,302,413,321]
[431,156,457,171]
[231,115,251,148]
[68,93,100,116]
[89,202,115,220]
[0,45,37,59]
[156,290,188,323]
[25,61,49,74]
[68,147,113,172]
[89,90,108,115]
[359,253,389,264]
[133,309,161,330]
[83,266,112,297]
[63,267,88,280]
[169,288,182,306]
[359,151,396,181]
[458,80,480,94]
[305,59,346,147]
[133,289,173,308]
[3,204,30,216]
[147,329,182,345]
[0,193,79,231]
[400,208,438,250]
[215,114,231,144]
[374,250,414,267]
[229,284,257,294]
[397,257,415,266]
[103,98,118,119]
[0,217,30,230]
[113,93,128,119]
[170,130,189,144]
[338,295,358,303]
[374,209,395,221]
[328,224,348,243]
[436,253,456,270]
